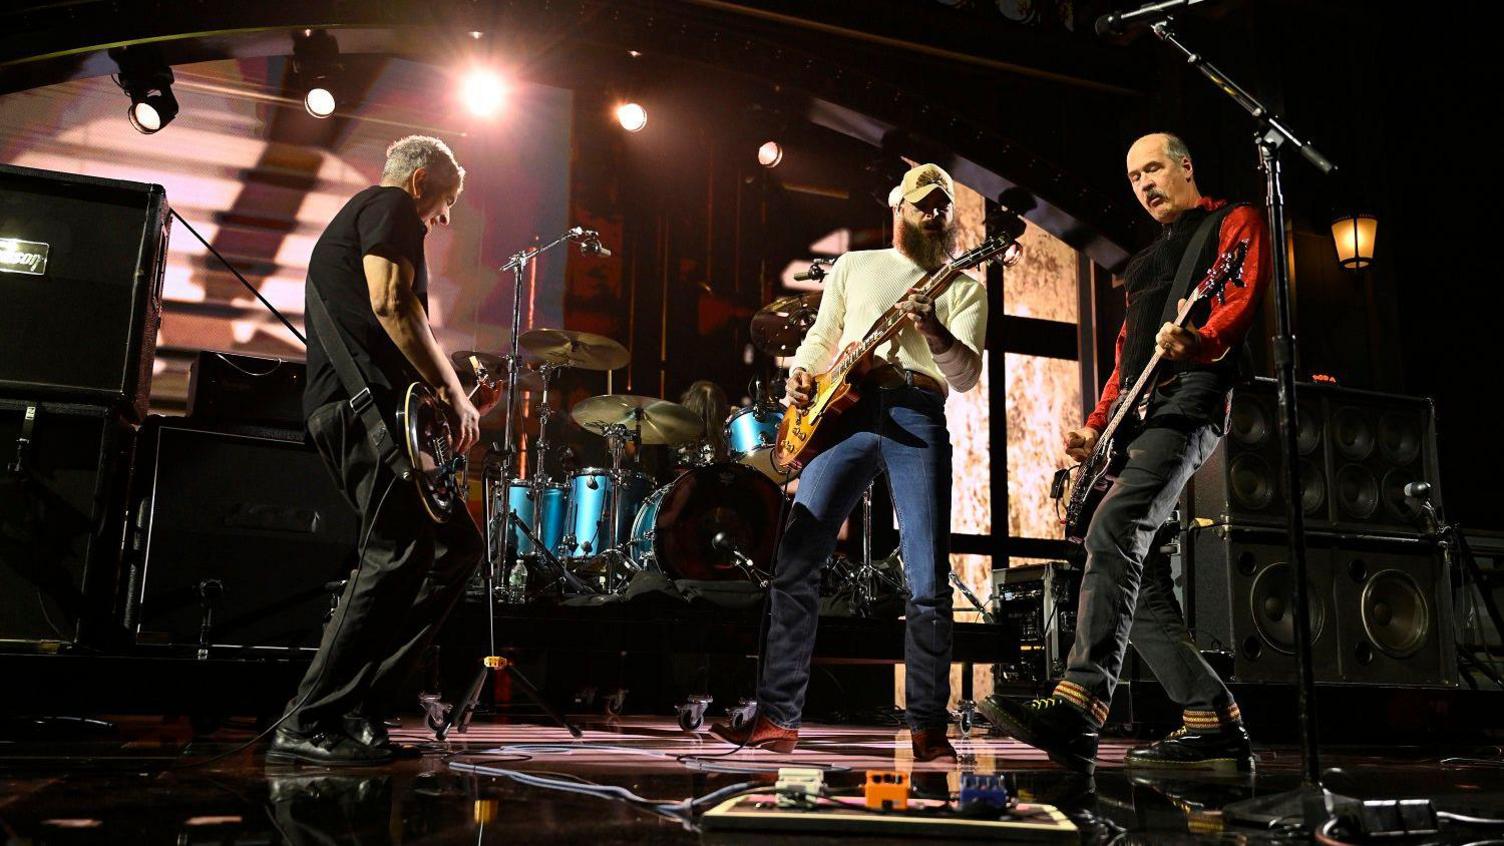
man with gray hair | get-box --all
[270,135,492,766]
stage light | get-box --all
[304,87,336,118]
[616,102,647,132]
[293,29,342,119]
[757,141,784,168]
[112,47,178,134]
[1331,213,1378,270]
[462,69,508,118]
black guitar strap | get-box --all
[1157,202,1245,329]
[304,282,415,483]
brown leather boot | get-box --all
[911,727,957,762]
[709,714,798,753]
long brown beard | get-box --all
[897,216,956,272]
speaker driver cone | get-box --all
[1360,569,1429,658]
[1333,407,1376,461]
[1378,412,1421,465]
[1230,453,1275,510]
[1249,561,1326,655]
[1336,464,1380,519]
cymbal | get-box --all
[751,291,822,357]
[518,328,629,371]
[570,394,704,445]
[450,351,549,392]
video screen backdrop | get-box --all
[0,58,573,410]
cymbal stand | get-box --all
[438,227,595,742]
[600,412,643,594]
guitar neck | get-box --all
[1098,298,1198,441]
[836,265,962,378]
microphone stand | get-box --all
[436,227,599,742]
[1145,19,1338,830]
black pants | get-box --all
[1055,372,1239,727]
[284,401,483,735]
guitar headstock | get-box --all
[1191,239,1250,305]
[949,230,1025,274]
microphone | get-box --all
[571,226,613,258]
[792,259,832,283]
[1403,481,1432,501]
[712,531,735,553]
[1094,0,1210,36]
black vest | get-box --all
[1118,204,1247,392]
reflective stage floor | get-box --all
[3,714,1503,844]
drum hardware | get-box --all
[712,532,769,587]
[439,228,606,742]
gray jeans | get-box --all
[1060,372,1237,724]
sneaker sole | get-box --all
[265,749,394,767]
[1124,755,1254,773]
[976,699,1095,776]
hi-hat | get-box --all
[751,291,822,357]
[570,394,703,445]
[518,329,629,371]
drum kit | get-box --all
[458,327,793,599]
[463,262,901,606]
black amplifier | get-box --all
[188,350,306,428]
[0,163,169,421]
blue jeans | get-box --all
[757,384,954,730]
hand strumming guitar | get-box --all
[786,369,815,408]
[440,387,482,455]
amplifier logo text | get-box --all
[0,238,49,275]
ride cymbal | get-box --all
[569,394,703,445]
[518,329,629,371]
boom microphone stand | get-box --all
[1144,16,1339,829]
[435,227,605,741]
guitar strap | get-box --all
[304,281,415,483]
[1157,202,1244,329]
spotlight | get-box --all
[757,141,784,168]
[462,69,508,118]
[292,29,342,119]
[616,102,647,132]
[111,47,178,134]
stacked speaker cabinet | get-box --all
[1187,379,1457,687]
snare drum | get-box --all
[628,462,787,581]
[563,469,651,560]
[724,404,786,481]
[502,480,568,557]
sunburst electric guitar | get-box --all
[397,355,500,523]
[772,233,1022,475]
[1059,240,1249,543]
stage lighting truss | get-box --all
[292,29,342,119]
[111,48,179,134]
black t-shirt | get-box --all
[303,185,428,420]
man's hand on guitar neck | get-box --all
[1064,426,1100,463]
[1156,298,1203,361]
[786,369,815,408]
[898,291,955,354]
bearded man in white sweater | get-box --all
[711,163,987,762]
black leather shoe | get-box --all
[344,715,423,759]
[977,695,1099,775]
[1124,724,1255,772]
[266,726,393,767]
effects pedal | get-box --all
[863,771,909,811]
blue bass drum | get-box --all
[563,469,651,560]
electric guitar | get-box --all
[772,232,1022,475]
[1059,240,1249,543]
[398,355,499,523]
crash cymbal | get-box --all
[751,291,822,357]
[570,394,704,445]
[518,328,629,371]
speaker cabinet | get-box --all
[1192,526,1456,686]
[0,163,169,421]
[0,399,133,647]
[127,418,358,651]
[1192,379,1440,536]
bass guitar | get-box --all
[1059,239,1249,543]
[398,355,500,523]
[773,231,1023,475]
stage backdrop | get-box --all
[0,57,573,411]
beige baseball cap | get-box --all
[888,163,955,207]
